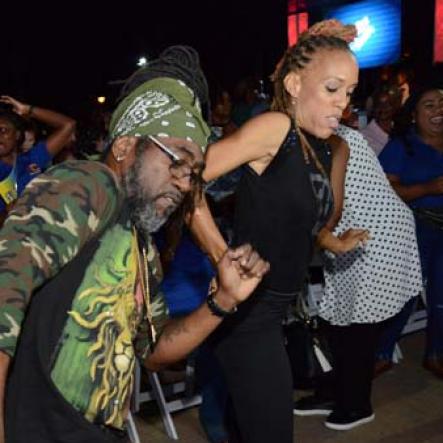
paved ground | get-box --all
[133,331,443,442]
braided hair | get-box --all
[271,19,356,174]
[118,45,210,117]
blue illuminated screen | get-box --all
[326,0,401,68]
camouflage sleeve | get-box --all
[0,160,121,357]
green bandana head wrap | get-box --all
[109,77,210,151]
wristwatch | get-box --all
[206,292,237,318]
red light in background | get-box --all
[299,13,309,38]
[435,0,443,62]
[287,12,309,46]
[288,15,297,46]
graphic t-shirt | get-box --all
[0,160,168,433]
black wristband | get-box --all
[206,292,237,318]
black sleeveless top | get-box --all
[232,122,333,293]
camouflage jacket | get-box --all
[0,160,169,429]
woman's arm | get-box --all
[325,134,349,231]
[189,112,291,263]
[317,135,369,254]
[188,194,228,264]
[378,137,443,201]
[0,96,76,157]
[387,174,443,202]
[203,112,291,181]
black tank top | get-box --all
[232,121,333,293]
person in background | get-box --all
[229,77,261,128]
[1,95,76,160]
[210,88,235,139]
[340,103,359,130]
[394,66,414,106]
[294,125,422,430]
[361,85,402,156]
[378,84,443,379]
[365,65,393,117]
[0,96,76,224]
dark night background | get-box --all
[1,0,440,118]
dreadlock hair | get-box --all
[270,19,356,175]
[119,45,210,269]
[118,45,210,118]
[114,46,210,265]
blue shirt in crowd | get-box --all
[0,141,52,213]
[379,131,443,208]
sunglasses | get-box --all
[148,135,181,163]
[147,135,203,187]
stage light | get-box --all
[326,0,402,69]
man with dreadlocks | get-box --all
[189,20,369,443]
[0,46,270,443]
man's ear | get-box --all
[111,136,137,162]
[283,71,301,100]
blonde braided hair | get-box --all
[270,19,357,174]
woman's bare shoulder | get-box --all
[236,111,292,144]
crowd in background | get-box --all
[0,57,442,442]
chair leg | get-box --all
[149,372,179,440]
[126,411,141,443]
[131,360,142,414]
[393,343,403,363]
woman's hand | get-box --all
[317,227,370,255]
[0,96,30,116]
[336,228,370,253]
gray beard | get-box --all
[124,165,169,238]
[131,198,167,234]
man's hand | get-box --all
[0,96,30,116]
[214,244,270,311]
[145,244,269,371]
